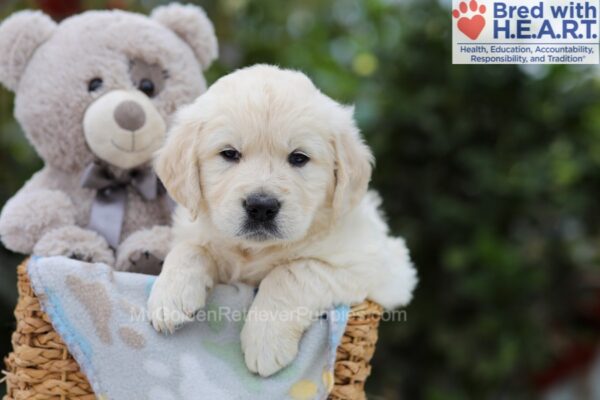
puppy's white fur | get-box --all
[148,65,417,377]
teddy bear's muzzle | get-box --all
[83,90,166,170]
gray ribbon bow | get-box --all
[81,162,164,249]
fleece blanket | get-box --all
[27,256,349,400]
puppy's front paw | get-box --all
[147,274,207,334]
[241,315,301,377]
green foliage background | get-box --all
[1,0,600,398]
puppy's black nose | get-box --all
[244,193,280,222]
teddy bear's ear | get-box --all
[0,11,57,92]
[151,4,218,71]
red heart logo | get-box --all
[457,15,485,40]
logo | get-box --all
[452,0,600,64]
[453,0,487,40]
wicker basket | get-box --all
[3,260,382,400]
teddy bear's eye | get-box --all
[88,78,103,92]
[138,78,155,97]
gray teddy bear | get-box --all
[0,4,217,273]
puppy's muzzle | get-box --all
[243,193,280,222]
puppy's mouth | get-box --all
[238,220,283,242]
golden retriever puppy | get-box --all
[148,65,417,377]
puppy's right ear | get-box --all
[0,11,57,91]
[155,107,203,219]
[331,106,374,218]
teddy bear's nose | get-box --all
[113,100,146,132]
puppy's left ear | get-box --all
[155,106,203,219]
[151,3,218,70]
[332,106,374,217]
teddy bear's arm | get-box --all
[0,168,115,264]
[115,225,172,274]
[34,225,114,265]
[0,169,77,254]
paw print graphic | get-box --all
[453,0,487,40]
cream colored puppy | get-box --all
[148,65,417,377]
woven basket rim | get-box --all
[4,259,382,400]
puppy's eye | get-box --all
[88,78,103,92]
[288,151,310,167]
[220,148,241,162]
[138,78,155,97]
